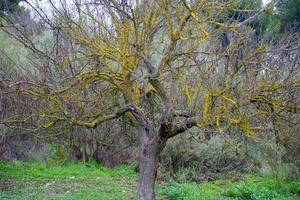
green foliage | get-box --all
[277,0,300,31]
[0,0,22,15]
[160,174,300,200]
[253,0,300,38]
[288,182,300,195]
[217,0,262,24]
[223,174,300,200]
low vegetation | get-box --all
[160,175,300,200]
[0,161,137,200]
[1,161,299,200]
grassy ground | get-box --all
[0,161,137,200]
[0,161,299,200]
[159,175,300,200]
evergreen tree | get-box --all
[277,0,300,32]
[253,0,300,39]
[0,0,22,15]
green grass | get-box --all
[0,160,136,180]
[159,174,300,200]
[0,161,299,200]
[0,161,137,200]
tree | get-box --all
[0,0,23,15]
[1,0,299,199]
[252,0,300,38]
[276,0,300,32]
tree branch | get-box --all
[168,116,201,139]
[71,104,149,129]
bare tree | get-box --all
[1,0,299,199]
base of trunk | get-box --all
[137,136,167,200]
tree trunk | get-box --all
[137,132,167,200]
[128,105,168,200]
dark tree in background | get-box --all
[0,0,22,15]
[253,0,300,38]
[277,0,300,32]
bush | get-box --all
[223,174,300,200]
[159,130,300,183]
[159,133,253,182]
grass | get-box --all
[0,161,137,200]
[159,174,300,200]
[0,161,299,200]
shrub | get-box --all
[159,133,252,182]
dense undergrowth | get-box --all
[0,161,299,200]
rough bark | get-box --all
[137,134,158,200]
[137,132,167,200]
[135,106,198,199]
